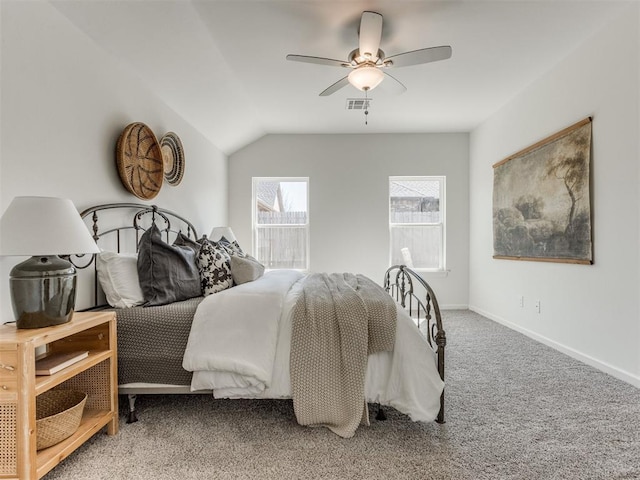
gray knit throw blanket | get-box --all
[290,273,397,438]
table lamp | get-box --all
[209,226,236,243]
[0,196,100,328]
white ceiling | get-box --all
[52,0,630,155]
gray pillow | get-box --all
[230,255,265,285]
[173,232,201,254]
[137,224,201,306]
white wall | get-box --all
[0,1,227,320]
[469,6,640,385]
[229,133,470,308]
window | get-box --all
[253,177,309,270]
[389,176,445,271]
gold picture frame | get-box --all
[492,117,593,264]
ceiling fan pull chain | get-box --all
[364,89,370,125]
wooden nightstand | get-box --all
[0,311,118,480]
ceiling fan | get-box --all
[286,11,452,96]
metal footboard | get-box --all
[384,265,446,423]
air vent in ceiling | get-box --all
[346,98,371,110]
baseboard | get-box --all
[469,305,640,389]
[440,304,468,310]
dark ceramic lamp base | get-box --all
[10,255,77,329]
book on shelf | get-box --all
[35,350,89,375]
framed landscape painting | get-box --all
[492,117,593,264]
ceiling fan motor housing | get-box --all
[348,48,386,66]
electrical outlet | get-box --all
[535,300,541,313]
[519,295,524,308]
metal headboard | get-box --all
[71,203,198,308]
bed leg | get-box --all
[375,403,387,421]
[436,331,446,424]
[436,391,445,424]
[127,394,138,423]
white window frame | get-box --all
[389,175,446,272]
[252,177,310,271]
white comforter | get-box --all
[182,270,444,423]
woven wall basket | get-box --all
[116,122,164,200]
[160,132,185,186]
[36,390,87,450]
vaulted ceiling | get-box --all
[52,0,629,154]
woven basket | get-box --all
[116,122,163,200]
[36,390,87,450]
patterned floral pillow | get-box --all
[197,239,233,295]
[216,236,246,258]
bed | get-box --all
[74,203,446,437]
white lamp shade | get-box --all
[0,196,99,256]
[209,226,237,243]
[348,66,384,91]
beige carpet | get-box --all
[43,310,640,479]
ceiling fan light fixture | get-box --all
[348,66,384,92]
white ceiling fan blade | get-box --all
[381,71,407,95]
[385,46,452,68]
[359,11,383,60]
[319,76,350,96]
[286,54,349,68]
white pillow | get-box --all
[96,251,144,308]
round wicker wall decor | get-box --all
[116,122,163,200]
[160,132,185,186]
